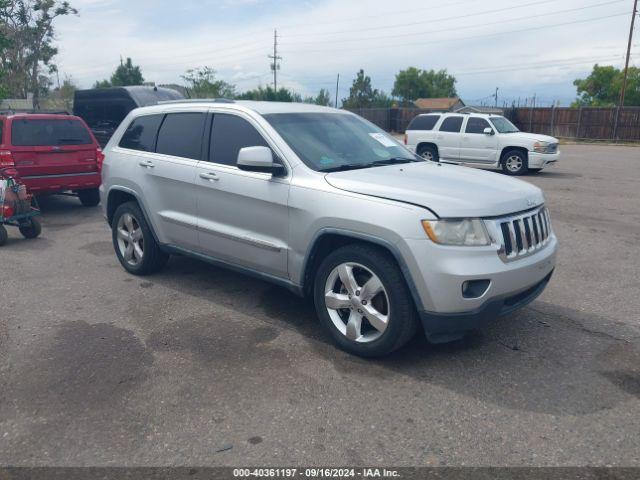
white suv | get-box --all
[405,112,560,175]
[101,100,557,357]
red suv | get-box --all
[0,113,104,206]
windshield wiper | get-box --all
[321,163,371,173]
[369,157,419,167]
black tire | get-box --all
[0,225,7,246]
[19,217,41,239]
[501,149,528,176]
[78,188,100,207]
[417,144,439,162]
[111,201,169,275]
[313,243,419,357]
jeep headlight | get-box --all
[422,219,490,246]
[533,141,550,153]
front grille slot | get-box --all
[491,206,552,262]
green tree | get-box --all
[0,0,77,108]
[181,66,235,98]
[314,88,331,106]
[42,74,75,110]
[342,69,392,108]
[392,67,457,102]
[237,86,301,102]
[111,57,144,86]
[573,64,640,107]
[92,79,111,89]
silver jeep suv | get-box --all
[100,100,557,357]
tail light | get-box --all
[96,148,105,172]
[0,150,15,167]
[404,134,407,145]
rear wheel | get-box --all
[112,202,168,275]
[417,144,439,162]
[19,218,41,239]
[78,188,100,207]
[0,225,7,246]
[501,150,528,176]
[313,244,418,357]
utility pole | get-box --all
[335,74,340,108]
[268,29,282,92]
[619,0,638,107]
[494,87,499,108]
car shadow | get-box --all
[140,254,640,417]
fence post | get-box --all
[576,106,583,140]
[529,107,533,132]
[612,106,620,141]
[549,104,556,136]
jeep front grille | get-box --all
[491,206,552,262]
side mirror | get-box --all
[237,146,285,175]
[484,127,495,136]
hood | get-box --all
[324,162,545,218]
[510,132,558,144]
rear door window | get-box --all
[439,116,464,133]
[11,118,93,146]
[156,113,206,160]
[407,115,440,131]
[465,117,491,134]
[119,114,163,152]
[209,114,268,166]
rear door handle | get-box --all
[139,160,155,168]
[199,172,219,182]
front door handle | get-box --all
[199,172,220,182]
[139,160,155,168]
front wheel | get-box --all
[501,150,528,176]
[78,188,100,207]
[0,225,7,246]
[112,202,169,275]
[313,244,418,357]
[19,218,41,239]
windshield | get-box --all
[490,116,519,134]
[264,112,420,172]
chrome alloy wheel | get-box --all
[420,150,434,161]
[506,155,523,172]
[116,213,144,267]
[324,262,390,343]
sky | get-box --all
[53,0,640,106]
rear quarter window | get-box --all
[155,112,206,160]
[119,114,164,152]
[407,115,440,131]
[11,118,93,146]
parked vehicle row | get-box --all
[404,112,560,175]
[101,100,557,357]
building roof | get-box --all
[414,97,464,110]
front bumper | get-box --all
[398,232,557,343]
[419,271,553,343]
[529,151,560,169]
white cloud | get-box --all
[53,0,636,104]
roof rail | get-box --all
[158,98,236,105]
[0,109,71,115]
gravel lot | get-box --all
[1,144,639,467]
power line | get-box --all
[281,12,630,55]
[276,0,477,30]
[281,0,558,38]
[283,0,626,47]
